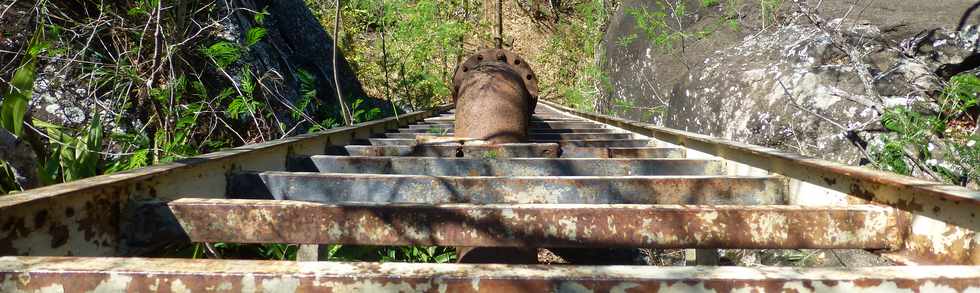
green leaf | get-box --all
[200,41,241,68]
[1,33,43,137]
[245,27,268,47]
[254,8,270,25]
[241,66,256,95]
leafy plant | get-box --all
[200,41,242,68]
[869,73,980,186]
[701,0,722,7]
[293,69,318,120]
[939,74,980,120]
[481,150,499,159]
[351,98,381,123]
[616,33,638,48]
[1,28,47,137]
[540,0,612,112]
[378,246,456,263]
[227,68,261,120]
[34,115,103,184]
[760,0,782,27]
[245,27,268,47]
[254,8,270,24]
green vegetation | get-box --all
[759,0,782,27]
[172,243,456,263]
[701,0,722,8]
[481,150,499,159]
[869,74,980,186]
[306,0,481,110]
[540,0,614,112]
[4,0,591,263]
[625,4,689,51]
[621,0,786,53]
[0,1,398,194]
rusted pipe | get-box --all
[452,48,538,143]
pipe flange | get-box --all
[452,48,538,107]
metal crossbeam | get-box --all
[368,138,656,147]
[398,127,619,133]
[343,144,561,157]
[2,257,978,292]
[229,172,787,204]
[384,132,633,140]
[296,156,723,176]
[170,199,900,249]
[413,121,601,129]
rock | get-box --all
[602,0,980,164]
[18,0,389,138]
[205,0,387,130]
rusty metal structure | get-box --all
[452,48,538,143]
[2,100,980,291]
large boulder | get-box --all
[602,0,979,164]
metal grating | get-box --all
[2,102,980,292]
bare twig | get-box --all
[378,0,399,120]
[792,0,884,112]
[333,0,352,125]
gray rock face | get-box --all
[207,0,380,128]
[19,0,383,132]
[602,0,980,164]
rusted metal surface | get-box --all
[229,172,787,204]
[452,49,538,143]
[343,143,560,158]
[367,138,462,146]
[547,139,654,148]
[556,147,688,158]
[0,106,449,256]
[298,156,723,176]
[170,199,900,249]
[4,257,980,292]
[398,127,619,133]
[541,101,980,265]
[384,132,633,140]
[369,138,655,148]
[412,121,601,129]
[425,116,584,123]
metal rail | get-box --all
[1,101,979,292]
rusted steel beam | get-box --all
[296,156,722,176]
[169,199,900,249]
[228,172,786,204]
[344,144,685,159]
[384,132,633,140]
[549,139,654,147]
[0,106,451,257]
[368,138,655,148]
[559,146,687,158]
[398,127,619,133]
[425,117,584,123]
[367,138,461,146]
[541,101,980,265]
[412,121,602,129]
[4,257,979,292]
[343,144,561,158]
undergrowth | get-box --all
[0,0,494,263]
[869,73,980,187]
[539,0,614,112]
